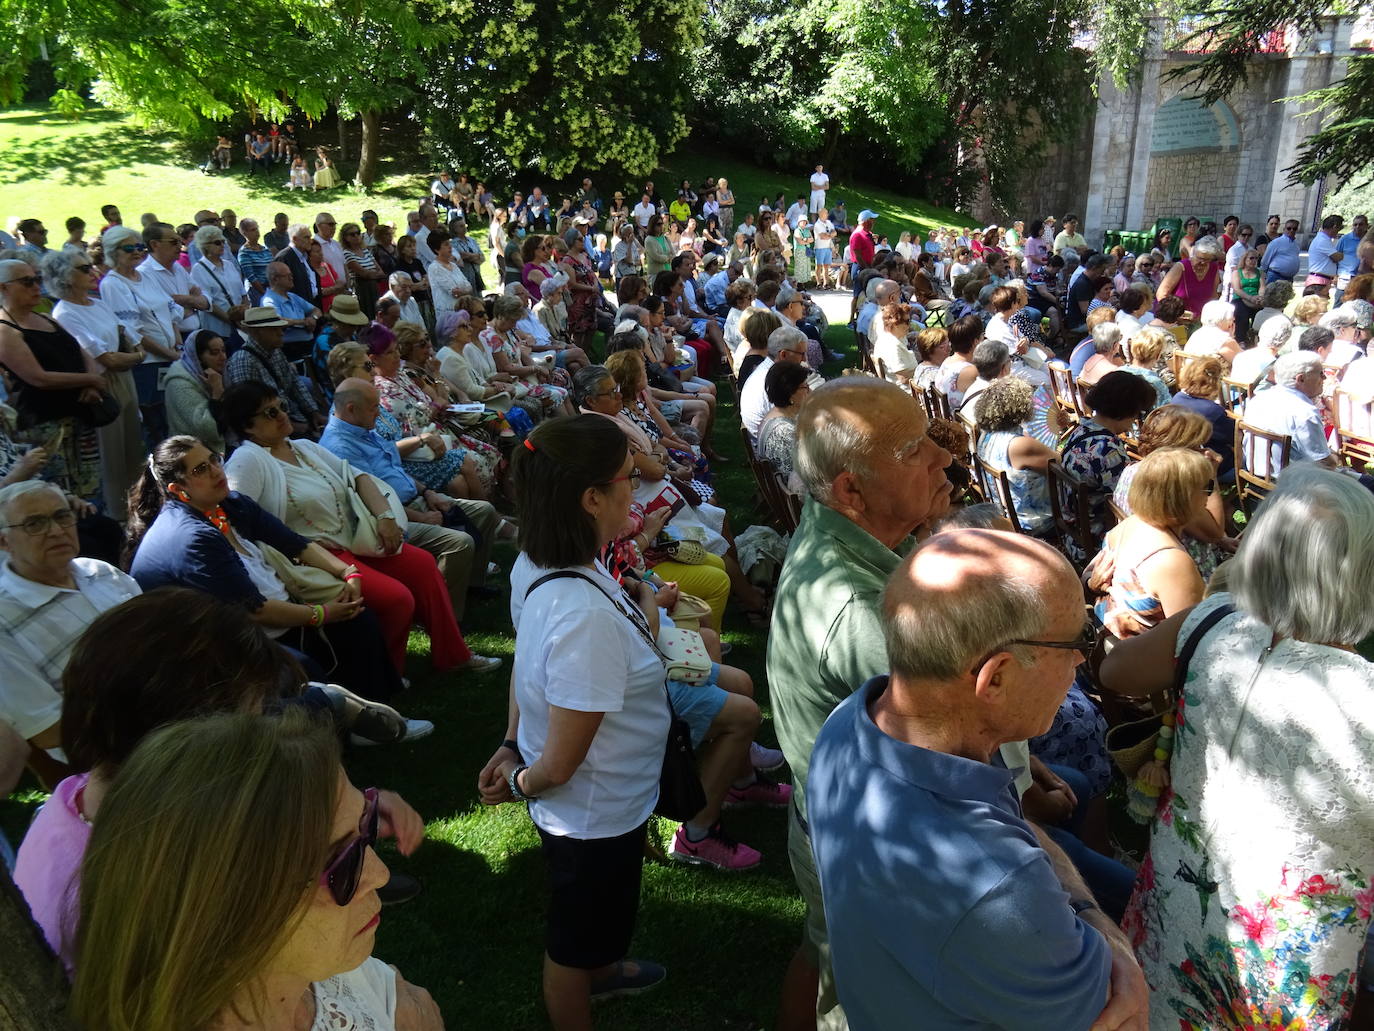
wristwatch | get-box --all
[508,764,538,801]
[1069,897,1099,917]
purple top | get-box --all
[14,772,92,974]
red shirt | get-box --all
[850,227,876,268]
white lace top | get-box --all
[311,957,398,1030]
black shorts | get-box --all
[536,820,647,969]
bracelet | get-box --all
[344,572,363,581]
[309,603,326,627]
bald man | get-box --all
[808,530,1148,1031]
[768,376,952,1030]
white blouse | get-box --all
[427,259,471,315]
[310,957,398,1031]
[51,298,122,358]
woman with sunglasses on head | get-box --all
[0,259,109,501]
[41,250,145,514]
[69,708,443,1031]
[126,435,405,703]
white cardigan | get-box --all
[224,439,353,523]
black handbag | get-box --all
[75,390,122,428]
[524,569,706,821]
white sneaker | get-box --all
[351,718,434,748]
[458,654,503,674]
[750,741,787,773]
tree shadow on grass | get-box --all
[0,117,198,187]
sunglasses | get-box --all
[74,263,94,272]
[320,787,379,906]
[117,244,147,254]
[968,620,1097,674]
[4,506,77,536]
[255,404,285,421]
[184,452,224,478]
[6,275,40,288]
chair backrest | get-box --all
[927,384,952,421]
[854,328,874,375]
[1046,362,1083,423]
[1332,387,1374,470]
[1220,376,1254,420]
[1234,418,1292,514]
[875,355,889,382]
[1046,459,1096,567]
[970,449,1026,535]
[1170,351,1220,399]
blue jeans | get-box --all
[1043,763,1137,923]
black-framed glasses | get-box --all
[5,275,40,288]
[968,621,1097,674]
[5,507,77,536]
[74,263,94,272]
[185,452,224,478]
[320,787,379,906]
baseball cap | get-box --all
[858,209,878,222]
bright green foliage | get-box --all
[419,0,703,183]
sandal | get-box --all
[589,960,667,1001]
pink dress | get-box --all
[13,773,92,974]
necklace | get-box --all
[281,446,349,541]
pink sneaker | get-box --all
[725,774,793,809]
[669,823,762,871]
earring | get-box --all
[168,485,189,502]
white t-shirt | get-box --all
[509,555,669,839]
[810,171,829,193]
[1185,325,1233,358]
[98,269,180,359]
[874,331,918,382]
[631,202,656,228]
[741,356,775,436]
[1230,347,1276,388]
[813,218,835,247]
[51,298,122,358]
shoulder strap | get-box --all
[524,569,659,655]
[197,258,234,302]
[1172,602,1236,696]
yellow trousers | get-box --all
[653,553,730,631]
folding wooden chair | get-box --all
[1220,376,1255,420]
[971,450,1026,535]
[1046,459,1098,569]
[1046,362,1083,424]
[1233,419,1292,516]
[1332,388,1374,472]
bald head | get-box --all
[874,280,900,305]
[267,261,292,290]
[884,529,1077,683]
[333,377,380,428]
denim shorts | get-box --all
[814,247,833,265]
[667,664,725,748]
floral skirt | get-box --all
[15,416,100,500]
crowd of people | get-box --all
[2,162,1374,1031]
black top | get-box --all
[0,313,87,427]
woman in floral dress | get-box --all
[481,294,572,418]
[1100,466,1374,1031]
[558,229,601,356]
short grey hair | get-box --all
[1190,235,1225,262]
[767,324,807,359]
[193,224,225,251]
[1261,280,1294,310]
[883,536,1050,680]
[794,377,910,501]
[39,250,85,297]
[388,272,411,290]
[491,294,526,321]
[615,303,648,325]
[1200,300,1235,327]
[1256,315,1292,353]
[1318,307,1358,333]
[1272,351,1321,388]
[288,223,310,239]
[971,339,1011,380]
[776,283,800,308]
[0,479,65,522]
[1232,464,1374,646]
[0,258,35,285]
[571,364,612,408]
[239,218,259,232]
[1091,321,1122,353]
[101,225,141,252]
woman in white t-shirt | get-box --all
[482,413,669,1023]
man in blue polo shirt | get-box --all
[808,528,1147,1031]
[261,261,321,360]
[320,377,504,621]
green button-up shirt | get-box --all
[767,496,913,820]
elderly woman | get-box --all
[1118,325,1172,408]
[873,302,918,385]
[600,349,768,620]
[70,711,442,1031]
[723,277,757,362]
[236,217,273,303]
[43,251,145,512]
[339,221,384,318]
[611,223,643,284]
[1079,322,1126,386]
[558,227,602,356]
[163,329,228,453]
[1157,234,1224,324]
[913,326,951,392]
[0,259,110,500]
[1251,279,1294,340]
[974,376,1057,534]
[1170,355,1233,476]
[434,310,510,411]
[126,435,403,700]
[222,380,497,676]
[1086,447,1210,637]
[188,224,247,342]
[755,360,812,486]
[1101,466,1374,1031]
[96,225,182,404]
[480,293,572,417]
[367,322,497,497]
[479,415,673,1025]
[1059,370,1159,564]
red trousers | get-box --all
[681,338,714,378]
[327,543,471,672]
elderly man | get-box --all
[741,325,813,437]
[703,255,736,315]
[1184,300,1241,364]
[225,307,324,436]
[274,223,320,307]
[862,279,900,344]
[184,209,222,265]
[380,272,424,325]
[0,480,141,758]
[320,378,502,620]
[767,377,952,1030]
[449,216,484,292]
[1260,218,1301,285]
[263,212,290,253]
[808,529,1147,1031]
[413,203,439,265]
[1305,214,1345,292]
[313,212,345,282]
[138,222,207,339]
[261,261,323,358]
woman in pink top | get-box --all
[12,588,424,972]
[1156,234,1224,324]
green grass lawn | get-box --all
[0,100,931,1029]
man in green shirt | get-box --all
[767,376,954,1030]
[1053,213,1088,258]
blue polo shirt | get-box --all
[318,415,418,505]
[261,288,314,345]
[808,677,1112,1031]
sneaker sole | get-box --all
[667,848,762,872]
[590,978,666,1002]
[751,755,788,774]
[723,794,791,809]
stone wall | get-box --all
[1007,112,1095,225]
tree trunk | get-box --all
[357,109,382,189]
[335,107,349,163]
[819,118,842,170]
[0,866,77,1030]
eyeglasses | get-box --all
[593,387,623,398]
[5,275,40,288]
[5,507,77,536]
[254,405,285,421]
[73,263,94,272]
[320,787,379,906]
[117,244,147,254]
[968,620,1097,674]
[184,452,224,478]
[1240,231,1253,238]
[600,467,642,489]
